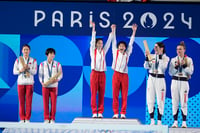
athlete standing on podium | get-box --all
[90,22,115,118]
[169,41,194,128]
[39,48,63,124]
[144,42,169,125]
[111,24,137,119]
[13,44,37,123]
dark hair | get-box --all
[95,38,103,47]
[156,42,166,54]
[117,41,127,49]
[178,41,186,50]
[45,48,56,56]
[22,44,30,50]
[95,38,103,44]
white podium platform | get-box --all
[0,118,169,133]
[72,117,141,125]
[0,118,200,133]
[169,127,200,133]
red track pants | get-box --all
[18,85,33,120]
[112,71,129,115]
[42,87,57,120]
[90,70,106,114]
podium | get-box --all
[72,117,141,125]
[0,118,169,133]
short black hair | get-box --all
[22,44,30,50]
[156,42,166,54]
[45,48,56,56]
[117,41,127,49]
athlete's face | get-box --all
[154,44,159,54]
[47,52,55,62]
[118,43,126,53]
[177,45,185,57]
[96,40,103,49]
[22,46,30,57]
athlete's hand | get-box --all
[111,24,116,33]
[181,59,186,65]
[145,50,150,57]
[132,24,138,31]
[19,67,26,73]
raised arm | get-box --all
[112,24,117,53]
[103,24,115,53]
[90,22,96,51]
[126,24,137,55]
[144,50,152,69]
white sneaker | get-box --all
[44,120,49,123]
[182,121,187,128]
[120,114,126,119]
[50,120,55,124]
[25,120,30,123]
[112,114,119,119]
[98,113,103,118]
[157,120,162,125]
[150,119,155,125]
[172,121,178,128]
[92,114,97,118]
[19,120,24,123]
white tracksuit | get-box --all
[13,57,37,85]
[144,54,169,117]
[13,56,37,120]
[111,34,135,74]
[169,56,194,117]
[111,33,135,115]
[89,31,112,114]
[39,60,63,88]
[90,31,112,72]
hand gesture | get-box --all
[181,59,186,65]
[24,64,30,70]
[132,24,138,31]
[145,50,150,57]
[111,24,116,33]
[52,79,58,84]
[20,67,26,73]
[175,61,179,67]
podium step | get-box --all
[169,127,200,133]
[72,117,141,125]
[0,121,169,133]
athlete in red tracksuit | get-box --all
[90,22,114,118]
[13,44,37,123]
[39,48,63,124]
[111,24,137,119]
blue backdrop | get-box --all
[0,1,200,127]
